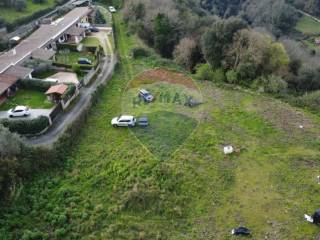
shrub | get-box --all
[20,78,55,91]
[254,75,288,94]
[94,9,106,24]
[131,47,150,59]
[194,63,214,81]
[294,91,320,112]
[212,69,226,83]
[226,69,238,84]
[1,116,50,135]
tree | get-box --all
[153,13,177,57]
[201,17,247,68]
[95,9,106,24]
[0,125,22,197]
[244,0,299,35]
[194,63,214,81]
[173,37,199,70]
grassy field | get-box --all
[55,50,96,66]
[0,89,53,111]
[1,12,320,240]
[0,0,56,23]
[295,15,320,35]
[81,37,101,47]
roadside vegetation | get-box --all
[1,8,320,239]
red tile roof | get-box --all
[45,84,68,95]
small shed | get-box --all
[45,84,68,103]
[315,38,320,46]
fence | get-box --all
[49,103,63,122]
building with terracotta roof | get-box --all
[45,84,68,103]
[0,6,92,104]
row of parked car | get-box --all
[111,89,154,128]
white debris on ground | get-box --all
[299,125,304,129]
[317,176,320,184]
[304,214,314,223]
[223,145,234,155]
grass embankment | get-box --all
[295,15,320,53]
[0,0,56,23]
[1,12,320,240]
[295,15,320,35]
[0,89,53,111]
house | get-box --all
[0,6,93,104]
[315,38,320,46]
[0,74,19,104]
[45,84,68,103]
[65,26,87,44]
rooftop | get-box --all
[0,7,92,74]
[0,74,18,95]
[45,84,68,95]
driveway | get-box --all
[0,109,52,120]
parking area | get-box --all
[0,109,52,120]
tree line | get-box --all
[123,0,320,101]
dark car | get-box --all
[138,116,149,126]
[89,27,100,32]
[231,227,251,236]
[139,89,154,103]
[78,58,92,65]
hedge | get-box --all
[20,78,55,91]
[1,116,50,135]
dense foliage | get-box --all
[1,116,50,135]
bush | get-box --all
[20,78,55,91]
[1,116,50,135]
[194,63,214,81]
[254,75,288,94]
[293,91,320,112]
[131,47,150,59]
[94,9,106,24]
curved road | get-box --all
[25,33,117,146]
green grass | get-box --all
[55,50,96,66]
[1,9,320,240]
[81,37,101,47]
[295,15,320,35]
[0,0,56,23]
[0,89,54,110]
[132,111,197,160]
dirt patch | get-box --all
[247,98,320,139]
[128,69,198,90]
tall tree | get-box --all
[154,13,177,57]
[201,17,247,68]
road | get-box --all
[0,109,51,119]
[25,29,117,146]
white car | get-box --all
[111,115,136,127]
[8,106,30,118]
[108,6,117,13]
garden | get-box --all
[0,89,53,111]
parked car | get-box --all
[231,227,251,236]
[89,27,99,32]
[8,106,30,118]
[139,89,154,102]
[78,58,92,65]
[108,6,117,13]
[138,116,149,126]
[111,115,136,127]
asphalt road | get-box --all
[0,109,52,120]
[25,33,117,146]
